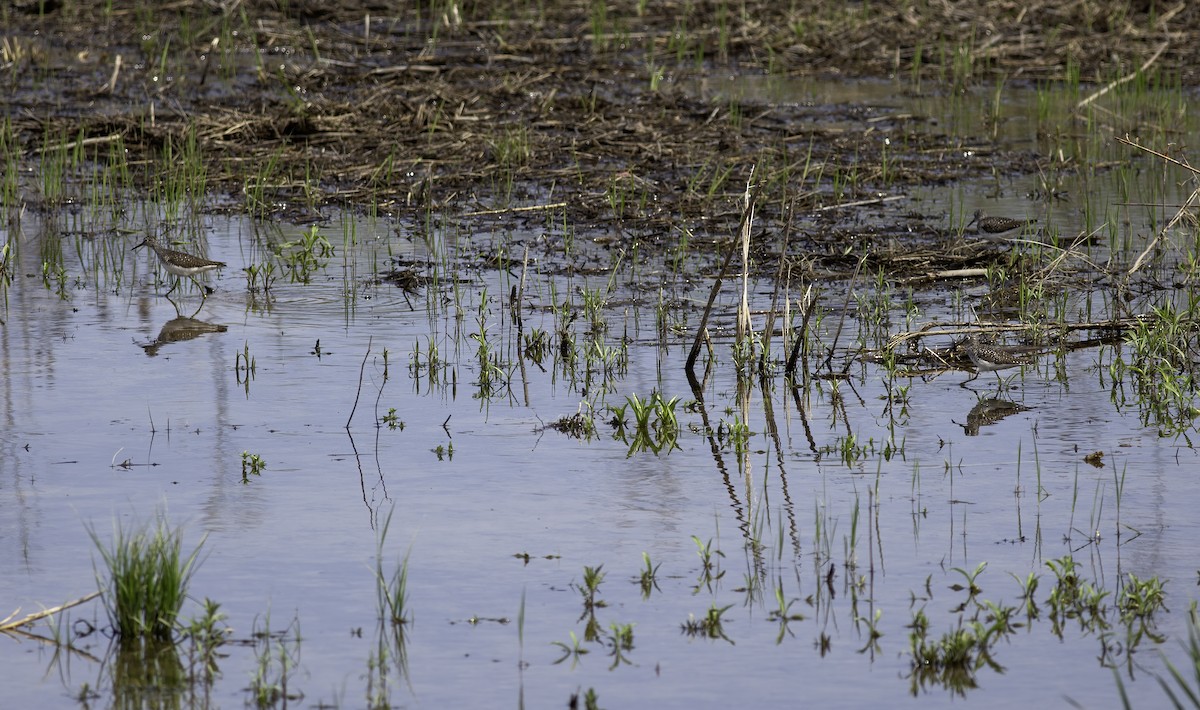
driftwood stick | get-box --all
[1077,41,1168,109]
[0,591,101,632]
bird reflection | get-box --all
[141,315,228,356]
[958,397,1030,436]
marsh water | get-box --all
[4,57,1200,710]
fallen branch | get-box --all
[884,315,1154,352]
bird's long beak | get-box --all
[131,238,147,251]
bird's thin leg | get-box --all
[164,279,179,297]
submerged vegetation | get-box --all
[3,0,1200,708]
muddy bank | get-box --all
[2,1,1195,277]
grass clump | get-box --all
[87,513,206,639]
[375,508,412,627]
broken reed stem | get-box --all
[785,284,815,380]
[103,54,122,94]
[763,195,796,358]
[515,244,531,405]
[685,169,759,380]
[822,254,864,372]
[517,243,530,324]
[737,170,754,343]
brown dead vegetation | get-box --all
[2,1,1195,280]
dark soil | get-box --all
[4,1,1196,278]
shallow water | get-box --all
[4,79,1200,709]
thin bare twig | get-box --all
[346,336,374,430]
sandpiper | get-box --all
[132,235,226,299]
[967,210,1033,239]
[960,335,1046,384]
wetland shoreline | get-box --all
[4,3,1200,709]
